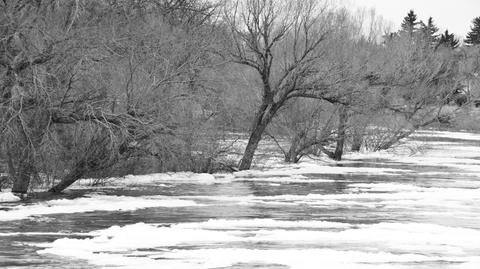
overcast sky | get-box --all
[348,0,480,39]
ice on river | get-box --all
[37,220,480,269]
[2,130,480,269]
[0,195,200,221]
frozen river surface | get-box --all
[1,130,480,269]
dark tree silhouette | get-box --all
[401,10,420,36]
[438,30,459,49]
[465,17,480,45]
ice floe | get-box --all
[37,220,480,269]
[0,195,200,222]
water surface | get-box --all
[1,131,480,269]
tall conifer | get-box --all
[465,17,480,45]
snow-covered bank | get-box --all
[0,191,20,202]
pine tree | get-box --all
[438,30,459,49]
[465,17,480,45]
[400,10,420,36]
[420,17,439,48]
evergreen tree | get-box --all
[420,17,439,47]
[438,30,459,49]
[400,10,420,36]
[465,17,480,45]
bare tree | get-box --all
[268,8,387,162]
[223,0,351,170]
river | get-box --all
[1,130,480,269]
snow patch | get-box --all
[0,192,21,202]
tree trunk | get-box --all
[284,134,298,163]
[50,129,119,193]
[49,160,86,193]
[10,122,36,194]
[239,103,277,170]
[11,158,34,193]
[239,121,269,170]
[8,112,48,193]
[333,105,348,161]
[285,131,306,163]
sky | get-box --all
[348,0,480,39]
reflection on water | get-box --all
[1,132,480,268]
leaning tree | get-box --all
[362,33,461,151]
[0,1,156,193]
[0,0,218,194]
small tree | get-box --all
[465,17,480,46]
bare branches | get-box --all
[50,109,175,136]
[225,0,336,109]
[225,0,330,101]
[0,0,224,192]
